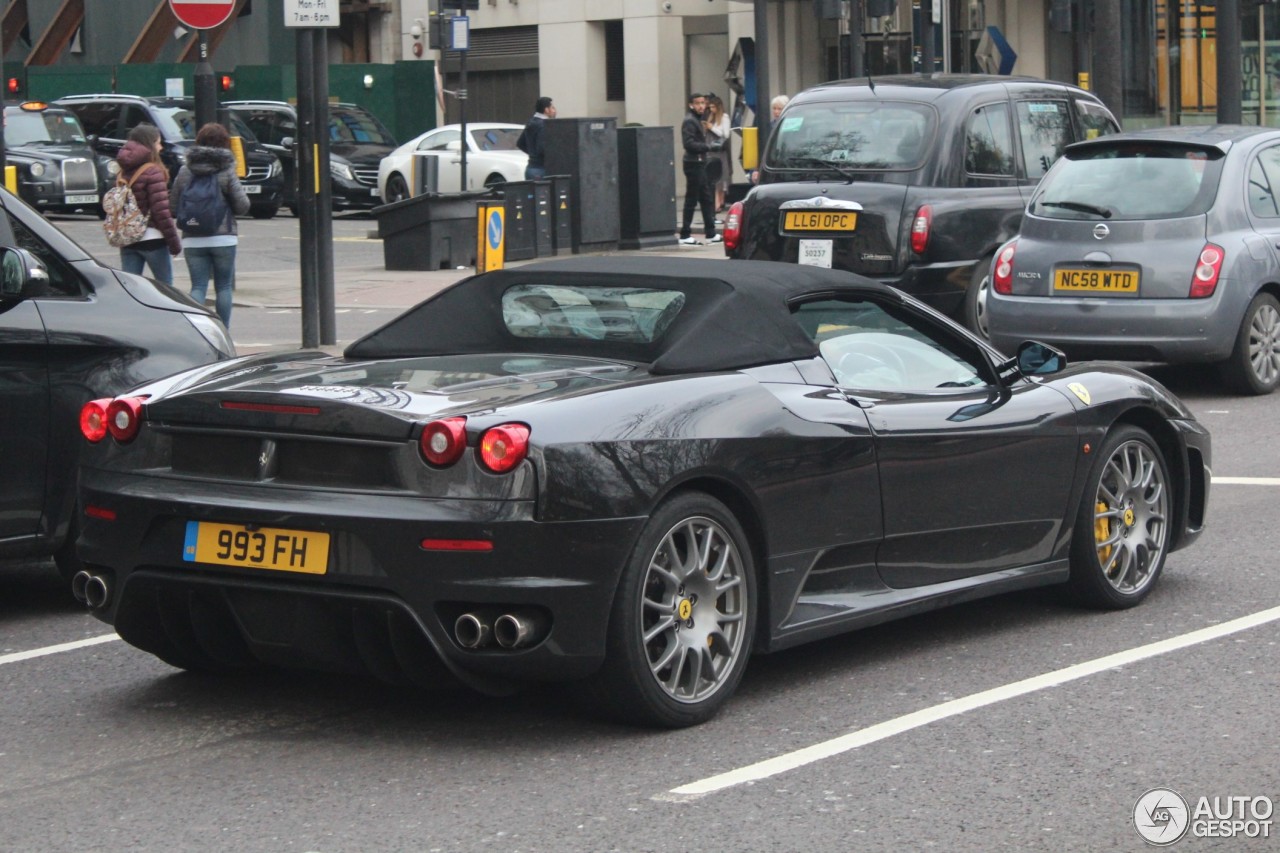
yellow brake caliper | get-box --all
[1094,501,1113,564]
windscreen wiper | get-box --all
[1039,200,1113,218]
[785,156,858,183]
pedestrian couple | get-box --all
[678,92,731,246]
[112,122,250,328]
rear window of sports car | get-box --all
[501,284,686,343]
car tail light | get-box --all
[910,204,933,254]
[106,397,146,443]
[420,416,467,467]
[1190,243,1224,298]
[993,241,1017,295]
[723,201,744,252]
[479,424,530,473]
[80,398,112,443]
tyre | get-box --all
[250,203,280,220]
[963,260,992,341]
[1066,425,1171,609]
[385,174,410,204]
[53,514,84,588]
[590,493,756,728]
[1219,292,1280,395]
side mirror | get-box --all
[280,136,296,151]
[0,247,51,299]
[1015,340,1067,376]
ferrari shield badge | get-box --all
[1068,382,1091,405]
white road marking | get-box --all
[1212,476,1280,485]
[0,634,119,667]
[664,604,1280,799]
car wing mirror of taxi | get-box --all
[737,126,758,170]
[1013,340,1068,377]
[0,247,50,300]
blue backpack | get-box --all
[176,172,230,237]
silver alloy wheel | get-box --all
[640,515,747,704]
[1247,300,1280,387]
[1091,439,1169,595]
[974,271,990,340]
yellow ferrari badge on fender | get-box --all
[1068,382,1091,405]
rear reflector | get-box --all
[420,538,494,552]
[221,401,321,415]
[85,505,117,521]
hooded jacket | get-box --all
[170,146,252,238]
[115,140,181,255]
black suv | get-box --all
[3,101,114,216]
[725,75,1119,334]
[52,94,285,219]
[225,100,397,212]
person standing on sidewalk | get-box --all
[114,124,181,284]
[705,94,733,213]
[517,96,556,180]
[679,92,723,245]
[171,122,250,329]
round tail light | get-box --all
[479,424,530,473]
[420,416,467,467]
[80,398,112,443]
[106,397,145,443]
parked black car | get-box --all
[52,94,285,219]
[2,101,114,216]
[225,100,397,213]
[724,75,1119,334]
[0,185,236,582]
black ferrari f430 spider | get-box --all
[73,257,1210,727]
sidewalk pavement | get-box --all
[233,234,732,312]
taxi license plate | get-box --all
[66,194,99,204]
[1053,268,1140,294]
[244,184,262,194]
[783,210,857,232]
[183,521,330,574]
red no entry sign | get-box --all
[169,0,236,29]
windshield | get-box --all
[765,101,934,171]
[1031,144,1224,221]
[329,107,396,146]
[149,105,259,143]
[5,109,89,146]
[470,127,521,151]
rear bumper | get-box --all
[987,291,1239,363]
[77,468,643,686]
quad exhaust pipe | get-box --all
[71,570,112,610]
[454,609,549,650]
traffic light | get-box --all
[428,0,445,50]
[219,73,234,92]
[6,77,20,98]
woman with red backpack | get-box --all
[171,122,250,329]
[113,124,182,284]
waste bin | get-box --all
[373,191,489,270]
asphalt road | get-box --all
[2,217,1278,851]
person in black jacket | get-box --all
[517,96,556,180]
[679,92,723,245]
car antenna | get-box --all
[867,74,877,96]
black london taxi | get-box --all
[2,101,113,216]
[723,75,1119,336]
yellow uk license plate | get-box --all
[783,210,857,231]
[1053,267,1140,293]
[183,521,330,574]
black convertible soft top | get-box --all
[345,257,895,374]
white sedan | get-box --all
[377,122,527,201]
